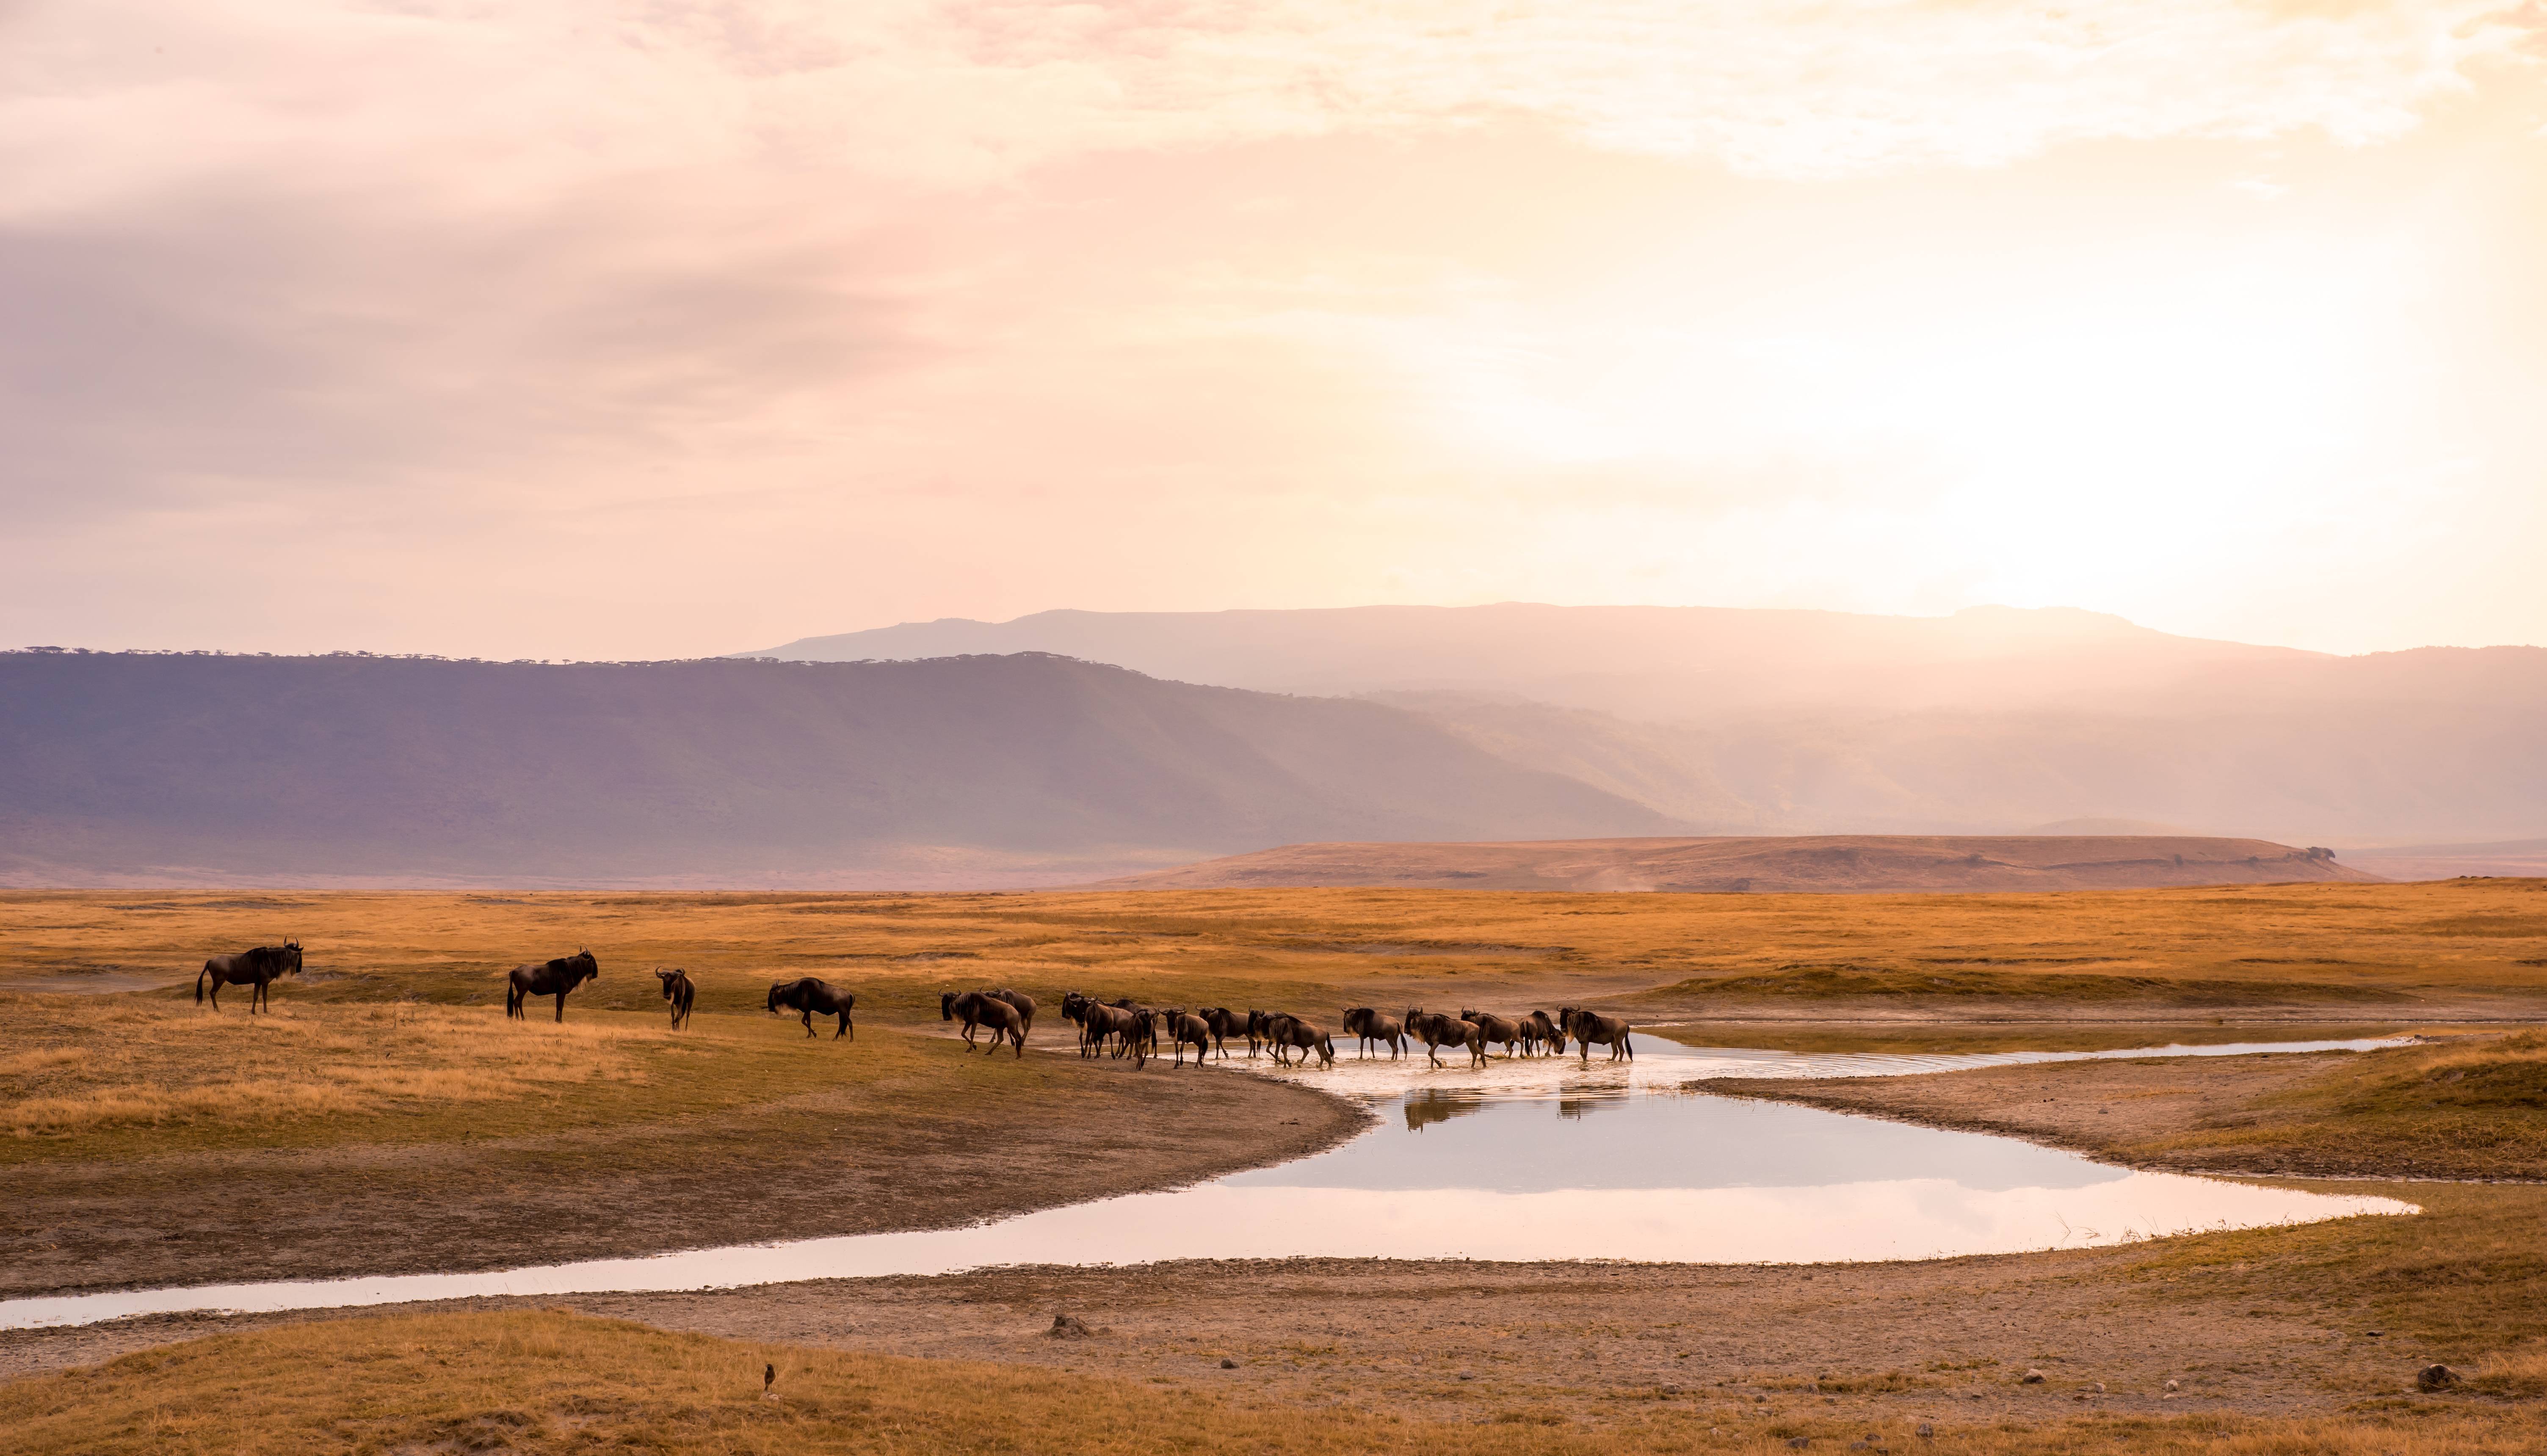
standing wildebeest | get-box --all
[1517,1009,1566,1057]
[1262,1013,1335,1068]
[1403,1007,1480,1069]
[768,978,856,1040]
[1196,1007,1251,1060]
[1163,1010,1213,1068]
[1460,1009,1523,1062]
[1074,998,1146,1062]
[1342,1007,1406,1060]
[196,941,302,1014]
[506,949,599,1023]
[1560,1006,1634,1061]
[655,967,696,1030]
[942,990,1026,1058]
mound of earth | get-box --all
[1080,834,2387,893]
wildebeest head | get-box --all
[766,980,787,1015]
[940,990,958,1021]
[280,941,304,976]
[655,967,685,997]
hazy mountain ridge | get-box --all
[1082,835,2384,893]
[745,605,2547,844]
[0,651,1674,886]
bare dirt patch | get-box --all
[1,1033,1366,1300]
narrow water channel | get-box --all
[0,1034,2415,1331]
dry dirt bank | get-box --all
[11,1203,2525,1428]
[1693,1036,2547,1181]
[2,1044,1367,1301]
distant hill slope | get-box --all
[741,603,2547,844]
[0,652,1673,886]
[740,602,2309,717]
[1081,835,2387,893]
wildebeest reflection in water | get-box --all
[1559,1090,1633,1121]
[1403,1089,1489,1131]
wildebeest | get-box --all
[1560,1006,1634,1061]
[1517,1009,1566,1057]
[985,987,1036,1042]
[1246,1008,1282,1059]
[506,949,599,1023]
[1163,1011,1213,1068]
[768,977,856,1040]
[1262,1012,1335,1068]
[1460,1009,1523,1062]
[942,990,1026,1058]
[1342,1006,1406,1059]
[655,967,696,1030]
[1196,1006,1251,1059]
[1073,997,1146,1063]
[195,942,302,1014]
[1403,1007,1480,1069]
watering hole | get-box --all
[0,1034,2415,1330]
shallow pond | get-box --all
[0,1034,2416,1330]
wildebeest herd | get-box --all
[192,943,1637,1071]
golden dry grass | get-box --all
[2,879,2543,1023]
[3,1308,2542,1456]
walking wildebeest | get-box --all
[1262,1013,1335,1068]
[1342,1006,1406,1060]
[1460,1009,1523,1062]
[506,949,598,1023]
[768,977,855,1040]
[1164,1010,1213,1068]
[942,990,1026,1058]
[1517,1009,1566,1057]
[1246,1008,1283,1059]
[195,941,302,1014]
[1403,1007,1480,1069]
[1196,1006,1251,1059]
[986,987,1036,1042]
[1560,1006,1634,1061]
[655,967,696,1030]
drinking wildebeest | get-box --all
[1196,1006,1251,1059]
[506,949,598,1023]
[767,977,855,1040]
[1460,1009,1523,1062]
[1262,1013,1335,1067]
[1403,1007,1480,1069]
[1342,1006,1406,1059]
[195,941,302,1014]
[1517,1009,1566,1057]
[1164,1010,1213,1068]
[1560,1006,1634,1061]
[942,990,1026,1058]
[655,967,696,1030]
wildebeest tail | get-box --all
[195,964,209,1003]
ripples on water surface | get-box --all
[0,1034,2416,1329]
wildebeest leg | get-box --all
[836,1012,851,1040]
[801,1008,816,1038]
[554,991,566,1023]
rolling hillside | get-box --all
[1083,835,2387,893]
[745,605,2547,845]
[0,651,1671,886]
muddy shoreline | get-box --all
[2,1047,1372,1304]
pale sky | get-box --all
[6,0,2544,660]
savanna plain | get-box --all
[4,880,2547,1454]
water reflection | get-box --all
[0,1034,2421,1332]
[1403,1089,1485,1131]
